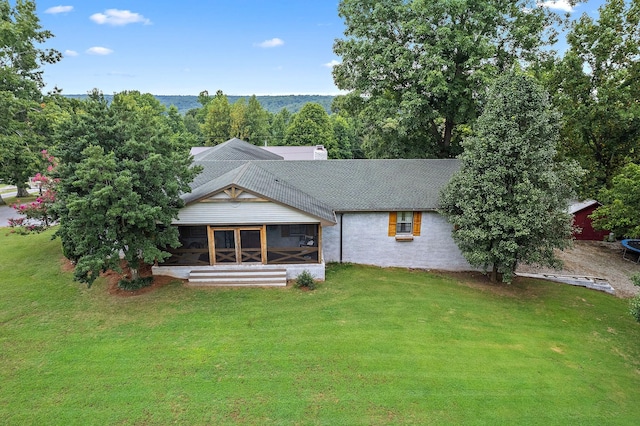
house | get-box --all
[190,144,328,160]
[262,144,327,160]
[569,200,610,241]
[153,138,471,285]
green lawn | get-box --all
[1,231,639,425]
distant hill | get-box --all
[63,94,336,115]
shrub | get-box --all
[118,276,153,291]
[631,273,640,287]
[295,270,316,290]
[630,295,640,323]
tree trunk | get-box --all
[443,118,454,152]
[130,268,139,281]
[490,264,498,283]
[16,184,30,198]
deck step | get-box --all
[188,269,287,287]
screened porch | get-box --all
[163,224,320,266]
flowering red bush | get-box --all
[9,150,59,234]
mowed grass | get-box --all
[1,231,639,425]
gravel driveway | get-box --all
[517,240,640,298]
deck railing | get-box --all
[163,248,210,265]
[164,246,319,265]
[266,247,319,264]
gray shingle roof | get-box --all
[255,159,460,211]
[193,138,283,161]
[184,162,337,223]
[184,139,460,219]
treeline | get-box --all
[181,90,361,159]
[60,91,357,159]
[64,94,335,115]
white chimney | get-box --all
[314,145,328,160]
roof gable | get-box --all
[183,162,336,224]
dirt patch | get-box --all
[517,241,640,298]
[433,270,541,298]
[60,258,184,296]
[104,262,184,297]
[59,257,75,273]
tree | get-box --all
[229,97,248,140]
[333,0,574,158]
[183,108,205,145]
[545,0,640,196]
[330,114,355,159]
[285,103,336,154]
[590,163,640,239]
[201,90,231,145]
[270,108,292,145]
[439,73,581,283]
[0,0,61,202]
[244,95,270,145]
[166,104,198,151]
[53,91,200,286]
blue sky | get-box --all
[36,1,606,96]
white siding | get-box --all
[175,201,320,225]
[322,211,473,271]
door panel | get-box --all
[240,229,262,263]
[211,227,264,264]
[214,230,236,263]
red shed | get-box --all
[570,200,610,241]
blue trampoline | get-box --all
[621,239,640,263]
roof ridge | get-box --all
[233,161,252,184]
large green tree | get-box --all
[270,108,292,145]
[590,163,640,239]
[229,97,248,140]
[545,0,640,196]
[53,91,200,286]
[285,103,336,154]
[244,95,271,145]
[330,114,356,159]
[0,0,61,202]
[333,0,576,159]
[201,90,231,146]
[439,73,581,283]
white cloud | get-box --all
[45,5,73,14]
[86,47,113,55]
[64,50,78,57]
[324,60,340,68]
[539,1,574,13]
[90,9,151,26]
[256,38,284,48]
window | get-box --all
[396,211,413,234]
[388,212,422,239]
